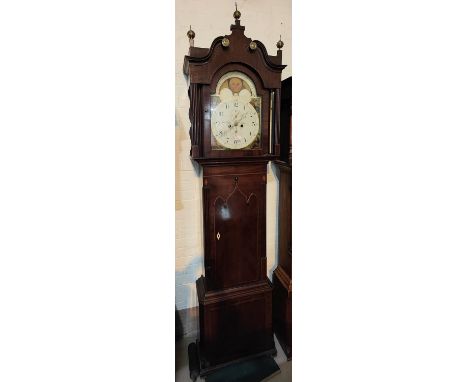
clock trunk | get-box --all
[202,163,267,291]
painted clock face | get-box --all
[211,71,261,150]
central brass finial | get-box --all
[233,3,241,19]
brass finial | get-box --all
[233,3,241,20]
[276,35,284,50]
[187,25,195,40]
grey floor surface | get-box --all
[175,335,291,382]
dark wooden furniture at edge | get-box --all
[183,8,286,379]
[272,76,292,360]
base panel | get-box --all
[188,340,277,379]
[196,276,276,369]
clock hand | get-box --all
[238,111,248,121]
[233,111,247,126]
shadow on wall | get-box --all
[175,305,184,340]
[175,108,184,211]
[175,107,201,211]
[175,82,204,337]
[175,63,202,212]
[175,256,203,339]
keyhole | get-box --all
[216,232,221,240]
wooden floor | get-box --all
[175,335,292,382]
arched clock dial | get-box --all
[211,71,261,150]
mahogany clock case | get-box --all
[272,76,292,359]
[183,11,286,375]
[272,161,292,360]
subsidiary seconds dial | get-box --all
[211,95,259,149]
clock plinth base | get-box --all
[195,276,276,372]
[188,340,277,379]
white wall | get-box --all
[175,0,291,310]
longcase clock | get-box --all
[183,6,286,377]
